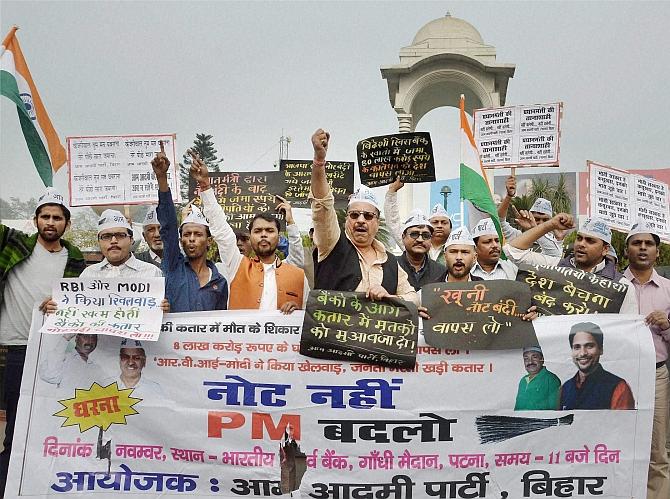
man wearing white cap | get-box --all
[151,145,228,312]
[623,219,670,498]
[0,187,85,493]
[191,157,308,313]
[504,213,637,313]
[309,129,417,304]
[428,203,452,265]
[135,206,163,268]
[497,176,564,257]
[81,209,163,279]
[104,339,164,400]
[442,226,481,283]
[470,217,518,280]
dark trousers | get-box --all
[0,347,26,497]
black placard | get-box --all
[421,280,537,350]
[300,290,419,368]
[356,132,436,188]
[189,171,287,230]
[515,263,627,315]
[280,159,353,209]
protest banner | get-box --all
[67,135,179,206]
[588,161,670,242]
[40,278,165,342]
[515,263,627,316]
[421,281,536,350]
[189,171,286,231]
[7,311,654,497]
[300,290,419,369]
[357,132,435,188]
[280,159,354,208]
[474,102,561,168]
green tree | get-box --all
[551,174,572,215]
[178,133,224,201]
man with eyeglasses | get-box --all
[0,188,85,494]
[309,129,417,304]
[80,209,164,279]
[104,339,164,399]
[384,186,446,291]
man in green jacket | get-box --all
[514,346,561,410]
[0,188,85,494]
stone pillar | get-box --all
[396,114,414,226]
[397,114,413,133]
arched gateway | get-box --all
[380,14,515,214]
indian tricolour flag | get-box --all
[459,95,505,245]
[1,27,66,187]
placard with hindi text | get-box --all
[300,290,419,368]
[515,263,627,316]
[356,133,435,188]
[421,280,537,350]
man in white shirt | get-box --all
[105,339,164,400]
[82,209,164,279]
[470,218,518,280]
[38,333,102,393]
[504,214,638,314]
[135,206,162,268]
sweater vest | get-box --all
[314,233,398,293]
[560,364,623,410]
[228,257,305,309]
[557,256,624,281]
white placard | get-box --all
[588,161,670,241]
[67,134,179,206]
[40,278,165,341]
[474,102,561,168]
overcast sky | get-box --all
[2,1,669,222]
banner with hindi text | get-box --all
[7,310,654,498]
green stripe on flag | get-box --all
[0,70,53,186]
[460,163,507,258]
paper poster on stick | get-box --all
[474,102,561,168]
[588,161,670,241]
[356,132,435,188]
[67,134,179,206]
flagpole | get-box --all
[459,94,465,227]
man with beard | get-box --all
[135,206,163,267]
[152,144,228,312]
[514,346,560,410]
[560,322,634,410]
[504,214,637,313]
[497,176,564,257]
[0,188,85,493]
[194,157,308,313]
[308,129,417,304]
[622,219,670,498]
[39,333,103,394]
[470,218,517,280]
[443,226,481,283]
